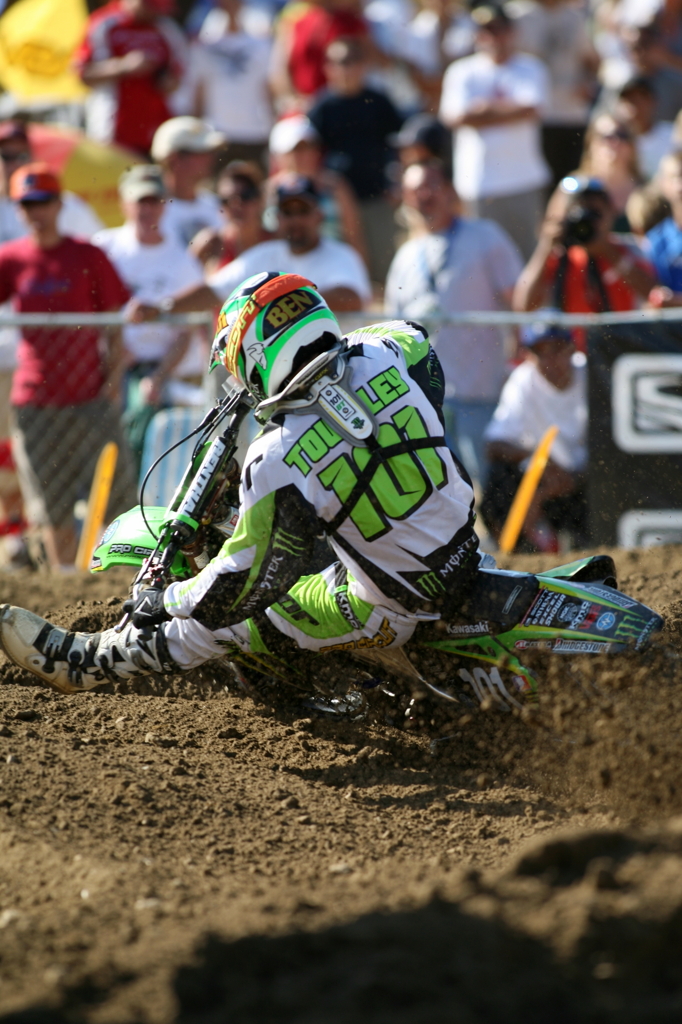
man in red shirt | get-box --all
[75,0,187,156]
[2,164,136,569]
[513,176,655,349]
[274,0,368,103]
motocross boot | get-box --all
[0,605,177,694]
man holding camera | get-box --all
[513,176,655,342]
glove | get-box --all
[122,588,171,629]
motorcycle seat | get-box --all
[422,569,540,638]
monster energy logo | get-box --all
[615,612,648,642]
[273,528,307,557]
[418,571,445,598]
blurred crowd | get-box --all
[4,0,682,566]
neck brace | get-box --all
[254,346,379,447]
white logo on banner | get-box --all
[617,510,682,548]
[612,354,682,452]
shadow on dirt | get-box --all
[169,824,682,1024]
[173,900,580,1024]
[8,824,682,1024]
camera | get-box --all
[562,204,600,247]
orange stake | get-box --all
[498,426,559,555]
[75,442,118,571]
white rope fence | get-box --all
[338,307,682,330]
[0,312,215,327]
[0,307,681,329]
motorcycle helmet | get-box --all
[210,271,343,402]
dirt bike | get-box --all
[90,383,664,724]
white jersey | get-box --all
[165,322,478,630]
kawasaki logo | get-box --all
[446,620,490,636]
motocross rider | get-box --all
[0,272,483,692]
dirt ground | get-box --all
[2,547,682,1022]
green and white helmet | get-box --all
[210,272,343,402]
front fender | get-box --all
[89,505,192,578]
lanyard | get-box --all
[419,217,461,296]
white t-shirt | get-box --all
[509,1,594,125]
[637,121,675,180]
[385,217,522,401]
[161,190,223,250]
[93,223,205,364]
[188,14,273,142]
[439,51,551,200]
[208,237,373,305]
[0,192,104,371]
[484,353,587,472]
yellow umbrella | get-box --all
[0,0,88,102]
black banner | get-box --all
[587,324,682,546]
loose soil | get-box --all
[1,547,682,1022]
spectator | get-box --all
[128,174,372,319]
[578,113,643,229]
[626,182,670,239]
[646,153,682,305]
[271,0,368,105]
[267,114,366,259]
[361,0,449,115]
[385,160,522,486]
[513,175,655,345]
[618,23,682,123]
[439,3,551,261]
[75,0,188,157]
[615,76,675,180]
[309,37,403,288]
[94,165,206,468]
[0,122,103,244]
[413,0,477,75]
[0,122,105,540]
[391,114,453,175]
[191,162,271,275]
[189,0,274,169]
[1,165,136,570]
[481,322,588,552]
[150,116,226,249]
[510,0,598,187]
[390,114,453,241]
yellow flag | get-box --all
[0,0,88,101]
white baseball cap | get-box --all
[151,116,226,161]
[269,116,320,156]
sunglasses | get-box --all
[220,187,260,204]
[18,197,57,207]
[599,129,632,142]
[278,203,316,217]
[0,151,30,164]
[480,20,511,33]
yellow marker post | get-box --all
[498,425,559,555]
[75,442,118,571]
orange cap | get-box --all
[9,162,60,202]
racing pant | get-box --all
[163,562,435,670]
